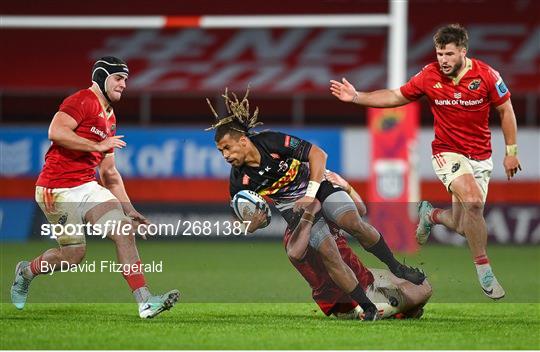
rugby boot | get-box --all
[391,264,426,285]
[416,201,434,245]
[479,268,505,300]
[11,261,32,310]
[139,289,180,318]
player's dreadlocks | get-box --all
[206,87,263,142]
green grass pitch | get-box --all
[1,241,539,349]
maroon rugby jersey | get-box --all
[400,58,511,160]
[37,89,116,188]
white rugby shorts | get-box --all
[431,152,493,202]
[35,181,117,245]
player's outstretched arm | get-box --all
[324,170,367,216]
[496,100,522,180]
[99,155,150,230]
[286,199,321,262]
[329,78,410,108]
[48,111,126,152]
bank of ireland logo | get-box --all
[454,92,462,99]
[468,79,481,90]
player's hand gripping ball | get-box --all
[231,190,272,228]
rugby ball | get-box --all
[231,190,271,228]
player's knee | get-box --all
[339,213,364,234]
[95,208,135,243]
[61,245,86,264]
[95,207,130,227]
[341,217,378,247]
[462,196,484,216]
[109,220,136,244]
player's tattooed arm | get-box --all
[286,199,322,262]
[329,78,410,108]
[48,111,126,153]
[496,100,522,180]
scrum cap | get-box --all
[91,56,129,103]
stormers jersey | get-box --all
[229,131,312,210]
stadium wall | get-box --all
[1,127,538,244]
[2,1,538,94]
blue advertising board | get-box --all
[0,200,35,241]
[0,127,342,178]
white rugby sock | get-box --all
[134,286,152,304]
[474,255,494,286]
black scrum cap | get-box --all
[91,56,129,103]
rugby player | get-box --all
[284,172,431,320]
[330,24,519,299]
[10,57,179,318]
[208,88,425,320]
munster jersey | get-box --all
[400,58,511,160]
[36,89,117,188]
[229,131,312,209]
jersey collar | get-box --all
[89,87,114,119]
[451,57,472,86]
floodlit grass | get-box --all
[1,241,538,349]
